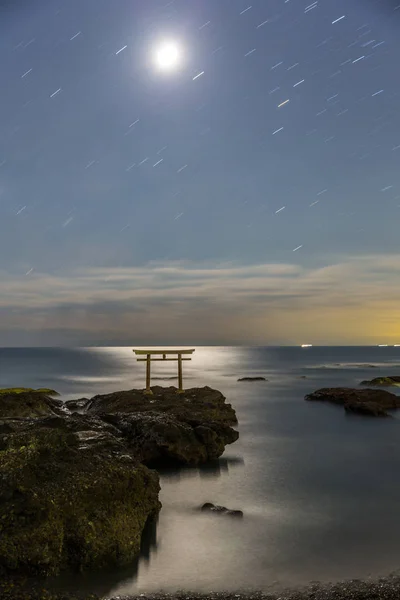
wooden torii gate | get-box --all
[132,349,195,394]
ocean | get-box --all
[1,345,400,597]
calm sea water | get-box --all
[1,346,400,596]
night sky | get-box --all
[1,0,400,346]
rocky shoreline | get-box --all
[111,576,400,600]
[108,576,400,600]
[2,381,400,599]
[3,575,400,600]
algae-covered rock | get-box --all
[360,376,400,387]
[0,388,59,396]
[0,384,240,584]
[0,423,161,577]
[0,388,63,419]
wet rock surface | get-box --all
[64,398,91,413]
[305,387,400,417]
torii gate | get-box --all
[132,349,195,394]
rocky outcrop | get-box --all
[85,385,237,425]
[0,420,161,578]
[360,376,400,387]
[305,387,400,417]
[82,386,239,466]
[0,388,63,419]
[200,502,243,517]
[99,412,238,466]
[0,385,239,580]
[237,377,267,382]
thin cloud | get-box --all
[1,255,400,344]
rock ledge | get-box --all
[305,387,400,417]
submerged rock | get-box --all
[360,376,400,387]
[200,502,243,517]
[344,401,390,417]
[305,387,400,417]
[237,377,267,382]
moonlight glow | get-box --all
[153,41,182,71]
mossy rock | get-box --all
[360,377,400,388]
[0,426,161,577]
[0,389,63,419]
[0,388,59,396]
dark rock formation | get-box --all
[0,385,239,580]
[200,502,243,517]
[82,386,239,465]
[85,385,237,424]
[360,376,400,387]
[99,412,238,466]
[305,387,400,417]
[0,421,161,578]
[237,377,267,382]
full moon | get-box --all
[153,41,182,71]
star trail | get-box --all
[0,0,399,345]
